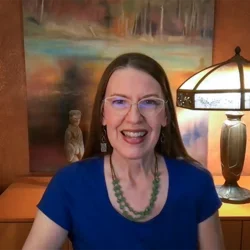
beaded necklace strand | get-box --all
[109,154,161,222]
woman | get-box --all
[23,53,224,250]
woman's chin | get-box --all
[113,148,152,160]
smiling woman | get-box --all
[22,53,225,250]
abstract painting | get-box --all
[22,0,215,172]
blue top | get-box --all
[37,156,222,250]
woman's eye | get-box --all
[113,99,125,105]
[110,99,129,108]
[146,100,156,104]
[141,99,158,106]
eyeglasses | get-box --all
[103,96,167,117]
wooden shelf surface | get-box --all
[0,177,51,222]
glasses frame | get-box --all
[103,96,168,117]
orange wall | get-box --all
[0,0,250,192]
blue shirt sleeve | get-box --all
[196,170,222,223]
[37,168,72,231]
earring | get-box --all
[160,132,165,144]
[100,127,107,152]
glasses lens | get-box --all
[106,97,130,113]
[138,98,164,116]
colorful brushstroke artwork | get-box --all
[22,0,214,172]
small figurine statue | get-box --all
[64,110,84,163]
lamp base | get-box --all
[216,183,250,204]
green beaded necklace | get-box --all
[109,154,161,222]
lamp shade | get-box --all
[176,47,250,110]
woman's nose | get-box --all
[125,103,143,123]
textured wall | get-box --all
[0,0,29,193]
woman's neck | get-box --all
[110,151,156,183]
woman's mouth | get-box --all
[121,130,147,144]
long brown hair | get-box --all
[83,52,198,164]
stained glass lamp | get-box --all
[176,46,250,204]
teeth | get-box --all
[123,131,146,138]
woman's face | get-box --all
[102,67,167,160]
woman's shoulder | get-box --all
[51,156,104,186]
[164,157,222,222]
[164,156,214,187]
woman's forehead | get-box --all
[105,67,163,96]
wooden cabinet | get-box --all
[0,177,70,249]
[69,241,74,250]
[0,223,33,250]
[0,223,69,250]
[0,176,250,250]
[242,221,250,250]
[221,221,242,250]
[0,222,69,250]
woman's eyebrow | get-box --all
[109,93,128,98]
[109,93,160,98]
[142,94,160,98]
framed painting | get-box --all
[22,0,215,172]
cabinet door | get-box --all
[0,223,32,250]
[69,240,73,250]
[221,220,242,250]
[0,223,69,250]
[242,221,250,250]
